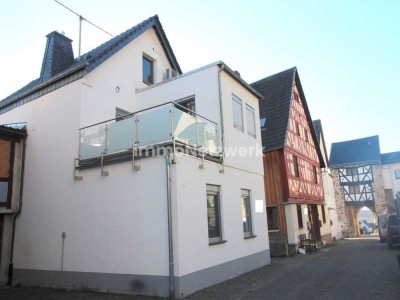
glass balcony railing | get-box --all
[79,102,220,160]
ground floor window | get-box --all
[267,206,279,231]
[241,189,253,237]
[321,205,326,223]
[207,184,222,242]
[297,204,303,229]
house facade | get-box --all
[0,124,26,284]
[381,151,400,214]
[251,68,331,256]
[329,136,395,237]
[0,16,270,297]
[313,120,343,240]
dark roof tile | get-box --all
[329,135,381,168]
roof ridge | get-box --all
[251,66,296,86]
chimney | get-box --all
[234,70,241,78]
[39,31,74,83]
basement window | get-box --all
[0,182,8,204]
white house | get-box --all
[313,120,343,240]
[381,152,400,214]
[0,15,270,298]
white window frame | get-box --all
[142,53,155,85]
[241,189,254,238]
[206,184,224,244]
[232,94,244,131]
[245,104,256,138]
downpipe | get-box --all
[165,151,175,298]
[217,63,226,158]
[8,136,27,286]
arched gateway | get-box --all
[330,136,393,238]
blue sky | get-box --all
[1,0,399,154]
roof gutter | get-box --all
[0,62,87,109]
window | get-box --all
[267,207,279,231]
[395,169,400,179]
[321,205,326,223]
[241,189,253,237]
[116,107,132,121]
[293,156,300,178]
[313,166,318,183]
[297,204,303,229]
[296,122,300,136]
[207,185,222,242]
[260,118,266,127]
[176,97,196,115]
[304,129,309,142]
[232,95,243,131]
[348,185,360,194]
[346,167,358,176]
[0,182,8,203]
[142,55,154,84]
[246,104,256,137]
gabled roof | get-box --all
[251,67,325,167]
[312,119,329,168]
[381,151,400,164]
[0,15,181,112]
[329,135,381,168]
[312,120,322,144]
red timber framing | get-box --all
[285,84,323,203]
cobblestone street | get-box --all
[0,237,399,300]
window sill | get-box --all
[244,234,257,240]
[209,239,227,246]
[268,229,280,233]
[142,80,153,86]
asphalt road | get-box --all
[0,237,399,300]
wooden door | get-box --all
[308,205,321,241]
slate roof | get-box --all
[0,15,181,111]
[251,67,325,167]
[381,151,400,164]
[313,120,322,144]
[329,135,381,168]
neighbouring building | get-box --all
[0,15,270,298]
[381,151,400,214]
[0,124,26,284]
[329,135,397,238]
[251,67,331,257]
[313,120,343,240]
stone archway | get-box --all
[344,205,376,237]
[357,206,376,235]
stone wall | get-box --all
[332,169,349,237]
[373,165,396,214]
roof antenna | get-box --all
[54,0,115,60]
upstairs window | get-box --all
[346,167,359,176]
[142,55,154,85]
[246,104,256,138]
[313,166,318,183]
[232,94,243,131]
[260,118,267,127]
[116,107,132,121]
[395,169,400,179]
[293,155,300,178]
[348,185,360,195]
[305,129,309,142]
[296,122,300,136]
[176,97,196,116]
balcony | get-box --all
[78,102,221,168]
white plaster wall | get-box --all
[382,163,400,197]
[220,72,263,175]
[285,204,310,244]
[172,153,268,276]
[80,29,172,127]
[323,171,343,239]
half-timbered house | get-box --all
[251,68,328,256]
[329,135,391,237]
